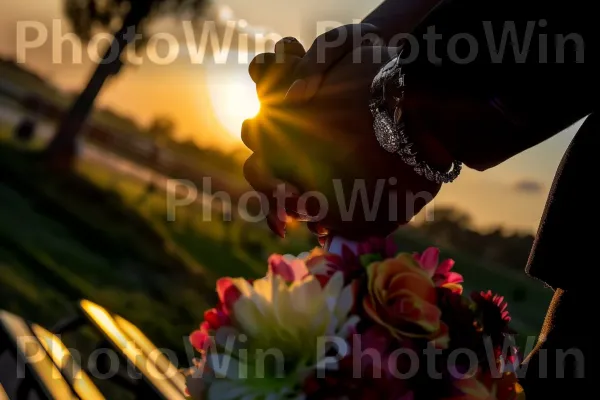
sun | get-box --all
[207,77,261,139]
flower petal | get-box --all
[190,330,210,352]
[216,278,234,303]
[436,259,456,276]
[334,284,354,322]
[444,271,464,284]
[416,247,440,276]
[268,254,295,281]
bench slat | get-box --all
[79,300,186,400]
[0,310,77,400]
[114,315,187,394]
[32,324,105,400]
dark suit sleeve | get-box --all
[400,0,600,392]
[403,0,598,170]
[404,0,599,286]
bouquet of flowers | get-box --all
[185,238,525,400]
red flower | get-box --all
[190,278,241,353]
[478,290,511,323]
[203,307,230,330]
[471,290,517,365]
[414,248,463,294]
[190,323,212,352]
[216,277,241,314]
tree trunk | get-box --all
[44,5,150,171]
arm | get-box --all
[365,1,599,390]
[245,1,597,236]
[365,0,598,170]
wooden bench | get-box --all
[53,300,187,400]
[0,310,78,399]
[31,324,105,400]
[111,314,187,395]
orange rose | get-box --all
[363,253,445,341]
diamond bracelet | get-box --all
[369,50,462,184]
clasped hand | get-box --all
[241,26,441,242]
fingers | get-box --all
[241,111,285,153]
[249,37,305,83]
[241,117,259,151]
[250,54,303,103]
[285,23,381,103]
[243,153,286,237]
[249,37,306,104]
[274,37,306,58]
[248,53,274,83]
[285,79,308,103]
[244,36,307,237]
[243,153,304,238]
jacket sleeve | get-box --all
[398,0,598,170]
[404,1,600,390]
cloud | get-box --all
[513,179,544,194]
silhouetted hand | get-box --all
[243,45,442,241]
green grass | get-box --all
[0,146,209,353]
[0,138,313,355]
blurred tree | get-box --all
[147,116,176,142]
[419,207,472,247]
[417,206,534,271]
[14,96,43,144]
[44,0,208,171]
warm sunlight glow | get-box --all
[207,77,261,139]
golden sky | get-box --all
[0,0,583,232]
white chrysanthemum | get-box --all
[201,272,358,400]
[234,271,356,357]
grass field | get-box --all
[0,120,553,383]
[0,126,313,354]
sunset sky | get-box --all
[0,0,585,232]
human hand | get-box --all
[248,24,381,105]
[243,45,443,241]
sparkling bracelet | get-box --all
[369,49,462,184]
